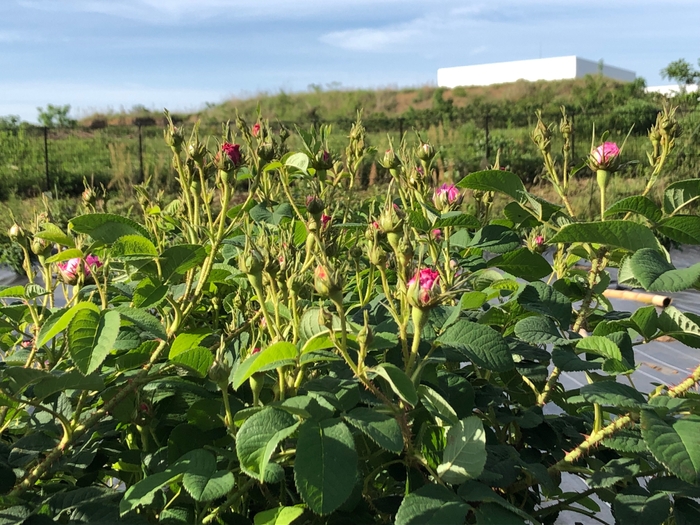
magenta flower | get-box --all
[57,255,102,285]
[535,235,544,246]
[221,142,242,167]
[431,229,442,241]
[433,183,462,212]
[321,214,332,230]
[589,142,620,171]
[408,268,440,308]
[251,347,261,355]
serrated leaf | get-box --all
[33,370,104,399]
[373,363,418,406]
[437,416,486,484]
[433,212,480,229]
[605,196,663,223]
[576,336,623,361]
[170,347,214,377]
[37,302,99,347]
[34,223,74,247]
[589,457,641,488]
[489,248,551,281]
[111,234,158,258]
[664,178,700,214]
[517,281,572,327]
[418,384,459,426]
[460,291,487,310]
[438,320,514,372]
[169,329,211,358]
[613,492,670,525]
[294,418,357,516]
[159,244,207,282]
[641,411,700,485]
[548,221,659,251]
[456,169,527,203]
[44,248,84,264]
[254,506,305,525]
[657,216,700,245]
[237,407,299,481]
[131,277,168,308]
[602,428,647,453]
[67,309,120,375]
[474,503,527,525]
[631,305,658,340]
[469,225,521,253]
[551,347,600,372]
[629,249,700,292]
[232,342,298,390]
[69,213,150,244]
[579,381,646,408]
[184,469,234,502]
[395,484,470,525]
[113,306,167,340]
[344,407,403,453]
[514,316,568,345]
[3,367,51,394]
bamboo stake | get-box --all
[603,289,671,308]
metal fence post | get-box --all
[43,126,50,192]
[138,123,144,183]
[484,111,490,160]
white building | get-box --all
[645,84,698,96]
[437,56,636,88]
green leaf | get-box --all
[514,316,568,346]
[576,336,623,362]
[469,225,521,253]
[657,216,700,245]
[170,347,214,377]
[0,285,25,298]
[641,411,700,485]
[34,223,74,247]
[517,281,572,327]
[45,248,83,264]
[113,306,167,340]
[489,248,552,281]
[658,306,700,347]
[418,384,459,426]
[605,196,662,223]
[631,306,658,340]
[552,347,600,372]
[37,302,99,347]
[232,342,298,390]
[674,498,700,525]
[474,503,527,525]
[120,449,211,516]
[433,212,480,229]
[69,213,150,244]
[159,244,207,281]
[458,481,538,524]
[254,506,305,525]
[294,418,357,516]
[589,457,641,488]
[438,320,514,372]
[629,249,700,292]
[373,363,418,406]
[613,492,671,525]
[456,169,527,203]
[548,221,659,251]
[184,469,234,502]
[131,277,168,308]
[437,416,487,484]
[33,370,104,399]
[460,291,487,310]
[344,407,403,453]
[67,309,120,375]
[2,367,51,394]
[111,234,158,258]
[169,329,211,358]
[285,152,310,173]
[395,484,470,525]
[579,381,646,408]
[664,178,700,214]
[237,407,300,481]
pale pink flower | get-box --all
[57,254,102,284]
[433,184,462,211]
[589,142,621,171]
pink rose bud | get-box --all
[221,142,242,167]
[535,235,544,246]
[431,229,442,241]
[252,123,261,137]
[407,268,440,308]
[321,214,332,230]
[251,347,261,355]
[589,142,620,171]
[433,183,462,212]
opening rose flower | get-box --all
[57,255,102,285]
[321,214,332,230]
[433,183,463,212]
[588,142,620,171]
[407,267,440,308]
[221,142,242,168]
[251,123,261,137]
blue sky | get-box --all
[2,0,699,122]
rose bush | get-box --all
[1,107,700,525]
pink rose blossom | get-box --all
[221,142,242,167]
[589,142,621,171]
[408,268,440,291]
[57,255,102,284]
[535,235,544,246]
[321,214,332,230]
[431,229,442,241]
[435,184,460,203]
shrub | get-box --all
[1,108,700,525]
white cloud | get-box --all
[470,45,487,55]
[319,25,422,52]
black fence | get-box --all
[1,105,697,199]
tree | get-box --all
[660,58,700,86]
[37,104,77,128]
